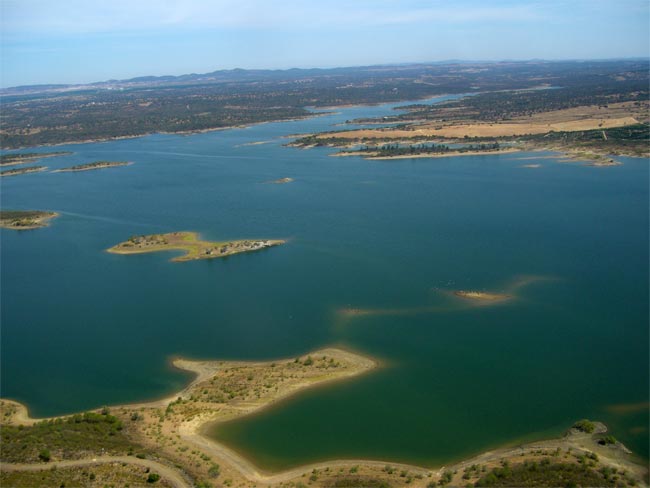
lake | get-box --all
[1,95,648,470]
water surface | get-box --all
[1,95,647,469]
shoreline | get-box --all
[2,347,646,487]
[0,113,326,152]
[0,94,465,152]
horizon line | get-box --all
[2,56,649,91]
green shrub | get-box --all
[572,419,596,433]
[147,473,160,483]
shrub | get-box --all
[208,463,220,478]
[573,419,596,433]
[147,473,160,483]
[598,435,617,446]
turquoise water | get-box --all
[1,95,648,469]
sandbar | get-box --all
[453,290,512,302]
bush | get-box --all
[38,449,51,462]
[598,435,617,446]
[208,463,220,478]
[573,419,596,433]
[147,473,160,483]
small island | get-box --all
[0,210,59,230]
[267,177,294,184]
[53,161,132,173]
[0,152,71,167]
[0,166,48,177]
[107,231,285,262]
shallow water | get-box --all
[1,95,648,469]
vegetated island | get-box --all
[107,231,285,262]
[332,142,518,160]
[0,152,71,167]
[0,166,48,177]
[1,350,647,488]
[0,210,59,230]
[53,161,132,173]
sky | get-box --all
[1,0,648,88]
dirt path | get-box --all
[1,456,190,488]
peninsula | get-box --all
[0,152,71,167]
[107,232,285,262]
[53,161,131,173]
[0,166,48,177]
[0,210,59,230]
[1,349,646,488]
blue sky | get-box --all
[1,0,648,87]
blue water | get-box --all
[1,94,648,469]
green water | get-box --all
[1,96,648,470]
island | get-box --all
[53,161,132,173]
[0,210,59,230]
[266,177,294,184]
[0,166,48,177]
[1,350,646,488]
[107,231,285,262]
[0,152,71,167]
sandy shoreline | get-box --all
[1,345,647,487]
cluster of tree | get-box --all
[350,142,501,157]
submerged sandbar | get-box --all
[107,231,285,262]
[453,290,512,302]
